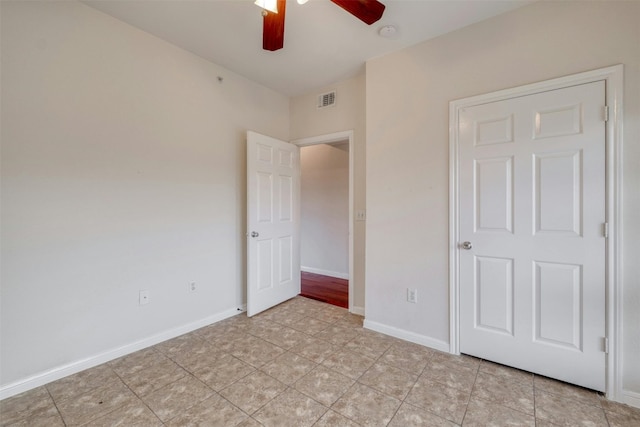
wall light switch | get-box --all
[356,210,366,221]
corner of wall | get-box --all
[363,319,449,353]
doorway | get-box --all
[293,131,354,312]
[299,142,349,308]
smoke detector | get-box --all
[378,25,397,38]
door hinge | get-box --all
[603,105,609,122]
[603,337,609,354]
[603,222,609,238]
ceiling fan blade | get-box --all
[330,0,385,25]
[263,0,286,51]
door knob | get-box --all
[461,241,473,250]
[251,231,259,238]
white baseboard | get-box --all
[363,319,450,353]
[301,266,349,280]
[350,305,365,316]
[621,389,640,409]
[0,306,244,400]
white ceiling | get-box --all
[84,0,531,97]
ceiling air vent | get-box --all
[317,91,336,109]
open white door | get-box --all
[247,131,300,317]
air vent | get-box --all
[317,91,336,108]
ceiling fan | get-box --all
[255,0,386,51]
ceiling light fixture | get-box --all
[297,0,309,4]
[254,0,278,14]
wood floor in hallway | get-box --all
[300,271,348,309]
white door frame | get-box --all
[449,65,624,400]
[292,130,355,313]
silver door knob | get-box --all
[251,231,259,238]
[461,241,472,250]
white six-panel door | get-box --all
[459,81,606,391]
[247,131,300,317]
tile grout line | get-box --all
[368,340,403,426]
[351,335,418,426]
[108,366,165,426]
[303,313,359,425]
[299,309,365,425]
[533,375,538,425]
[44,385,68,427]
[214,310,335,424]
[401,348,455,425]
[236,311,343,425]
[124,333,257,425]
[458,357,481,426]
[49,371,132,426]
[469,364,537,421]
[145,350,215,421]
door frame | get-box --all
[291,130,355,313]
[448,65,624,399]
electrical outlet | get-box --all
[139,290,150,305]
[407,288,417,303]
[188,282,196,292]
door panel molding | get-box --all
[449,65,623,400]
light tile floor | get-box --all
[2,296,639,426]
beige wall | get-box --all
[365,0,640,402]
[0,1,289,390]
[300,144,349,277]
[291,75,366,311]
